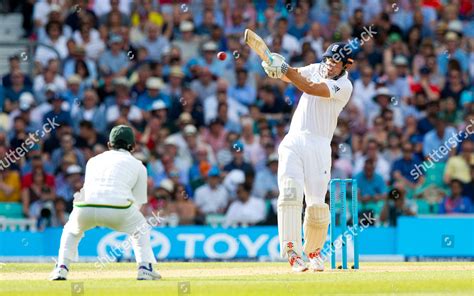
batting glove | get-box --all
[261,53,289,79]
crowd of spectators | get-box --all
[0,0,472,230]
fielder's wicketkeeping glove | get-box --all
[261,53,289,79]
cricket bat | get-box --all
[244,29,273,64]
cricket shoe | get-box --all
[49,264,69,280]
[308,250,324,272]
[137,263,162,280]
[288,250,308,272]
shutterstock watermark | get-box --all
[94,211,166,269]
[410,119,474,180]
[178,281,191,295]
[327,24,377,64]
[71,282,84,295]
[341,24,377,57]
[314,212,375,265]
[0,117,60,170]
[317,24,377,78]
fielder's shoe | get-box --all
[49,264,69,280]
[308,250,324,272]
[137,263,161,280]
[288,250,308,272]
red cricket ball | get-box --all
[217,51,227,61]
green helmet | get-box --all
[109,125,135,150]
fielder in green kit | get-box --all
[50,125,161,280]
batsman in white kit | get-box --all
[261,42,354,272]
[50,125,160,280]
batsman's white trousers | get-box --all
[278,133,331,203]
[57,204,157,265]
[277,133,331,257]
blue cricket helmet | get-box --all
[322,42,354,66]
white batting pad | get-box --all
[303,203,330,256]
[277,177,304,257]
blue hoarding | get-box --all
[0,217,472,260]
[397,216,474,256]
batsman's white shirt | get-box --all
[278,63,352,204]
[288,63,352,138]
[83,149,148,206]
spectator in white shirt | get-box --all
[92,0,132,17]
[385,61,412,102]
[190,67,217,103]
[351,66,377,115]
[139,23,170,62]
[366,87,404,129]
[37,5,73,43]
[33,61,67,104]
[225,183,266,226]
[347,0,382,24]
[241,118,265,169]
[194,167,229,216]
[301,23,324,60]
[354,139,391,182]
[172,21,201,64]
[204,79,248,126]
[35,21,69,67]
[33,0,56,28]
[252,153,279,200]
[73,23,105,61]
[265,18,301,59]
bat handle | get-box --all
[266,50,273,64]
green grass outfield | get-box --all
[0,262,473,295]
